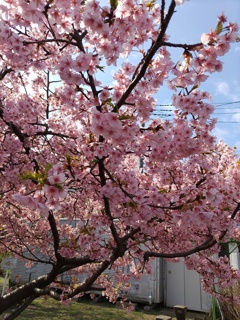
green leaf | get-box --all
[19,169,47,185]
[54,184,63,190]
[45,163,52,172]
[158,188,167,194]
[189,84,199,94]
[36,172,47,185]
[96,65,105,72]
[216,21,223,34]
[145,0,156,9]
[110,0,118,10]
[118,115,135,121]
[19,170,36,181]
[80,226,94,235]
[125,201,138,209]
[105,98,115,108]
[66,155,71,165]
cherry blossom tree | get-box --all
[0,0,239,318]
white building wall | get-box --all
[165,259,211,312]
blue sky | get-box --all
[102,0,240,154]
[2,0,239,153]
[158,0,240,154]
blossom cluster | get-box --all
[0,0,239,311]
[12,164,68,216]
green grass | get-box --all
[1,277,207,320]
[15,297,158,320]
[0,277,166,320]
[0,276,4,288]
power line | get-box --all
[156,100,240,108]
[213,112,240,115]
[212,101,240,107]
[216,121,240,124]
[152,100,240,123]
[155,111,240,114]
[153,112,240,116]
[214,107,240,109]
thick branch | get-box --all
[98,158,120,247]
[0,255,94,315]
[114,0,176,111]
[71,29,88,53]
[67,260,110,298]
[0,276,48,314]
[4,295,38,320]
[144,234,216,260]
[144,203,240,260]
[160,0,165,23]
[48,212,61,261]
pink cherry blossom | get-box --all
[0,0,239,317]
[12,194,39,211]
[12,194,49,216]
[48,173,66,185]
[43,185,67,200]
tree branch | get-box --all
[144,202,240,261]
[4,295,38,320]
[67,260,110,298]
[161,41,203,50]
[48,212,61,261]
[144,234,216,260]
[0,254,95,315]
[23,38,75,46]
[114,0,176,111]
[98,158,120,247]
[0,68,14,80]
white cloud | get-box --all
[232,113,240,121]
[215,81,230,96]
[213,126,230,140]
[215,80,240,102]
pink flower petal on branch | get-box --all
[12,194,38,210]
